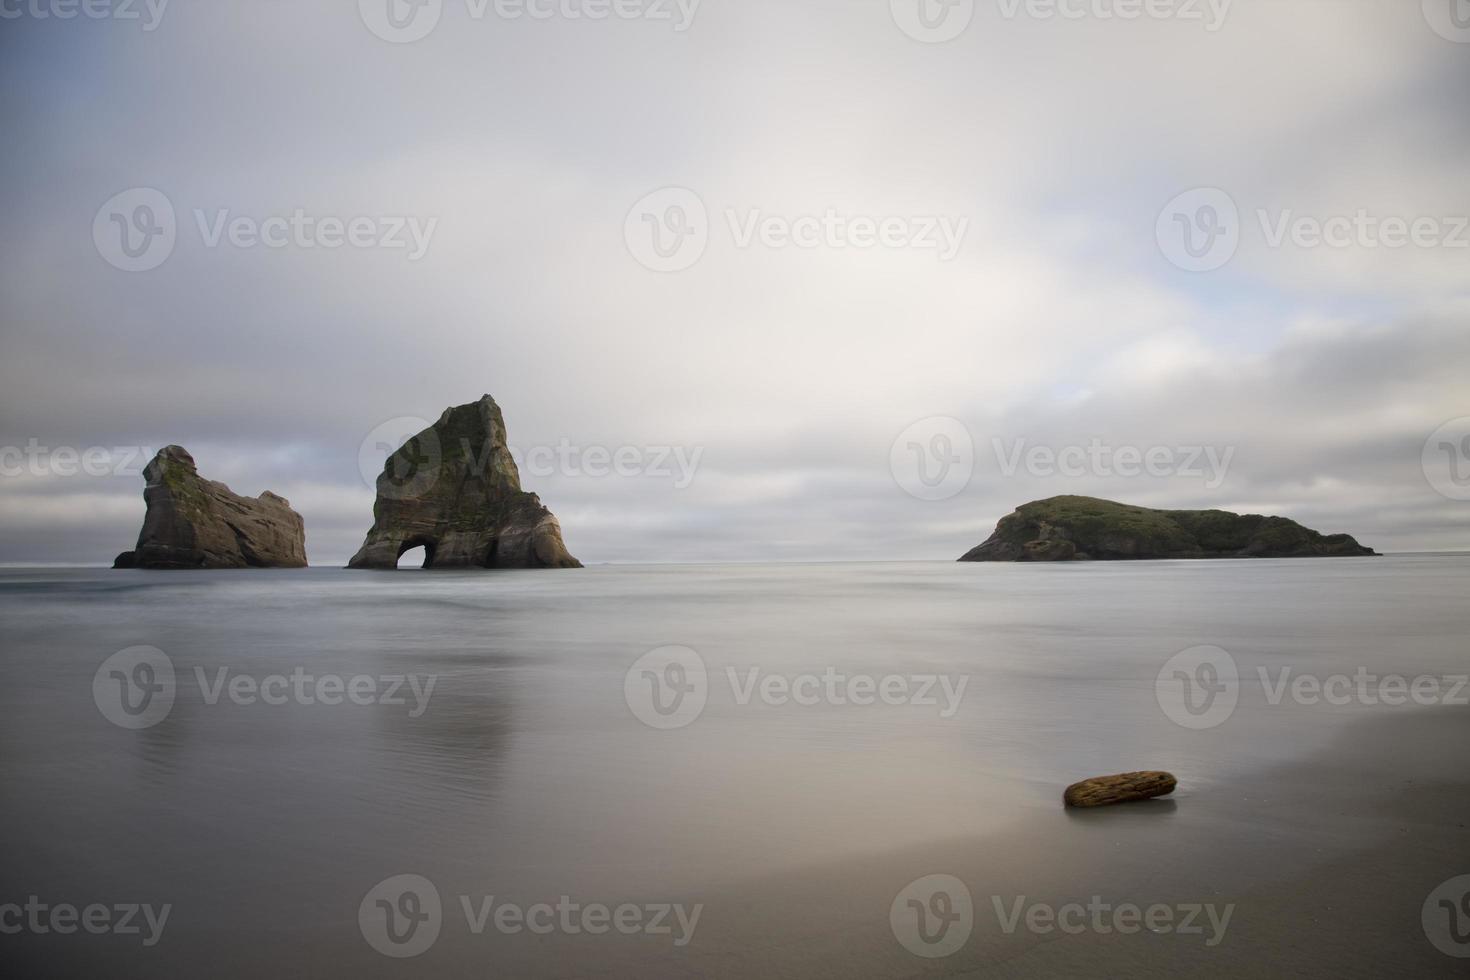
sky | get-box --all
[0,0,1467,564]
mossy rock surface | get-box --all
[959,496,1377,562]
[115,446,307,569]
[348,395,581,570]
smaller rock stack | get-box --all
[113,446,307,569]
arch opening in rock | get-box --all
[395,538,436,569]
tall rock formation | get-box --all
[959,495,1377,561]
[113,446,308,569]
[347,395,581,570]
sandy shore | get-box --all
[6,706,1465,978]
[467,706,1470,978]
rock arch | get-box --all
[348,396,581,571]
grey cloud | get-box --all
[1,2,1466,564]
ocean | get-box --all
[2,557,1467,976]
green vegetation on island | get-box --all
[959,496,1378,562]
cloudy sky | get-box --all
[1,0,1467,564]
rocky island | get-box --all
[960,495,1377,561]
[113,446,307,569]
[348,395,581,570]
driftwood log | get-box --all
[1063,771,1177,808]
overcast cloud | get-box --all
[1,0,1466,564]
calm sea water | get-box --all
[2,557,1467,976]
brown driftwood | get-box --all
[1063,771,1177,808]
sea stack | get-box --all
[113,446,307,569]
[960,495,1377,561]
[347,395,581,570]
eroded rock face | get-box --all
[959,495,1378,561]
[113,446,307,569]
[347,395,581,570]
